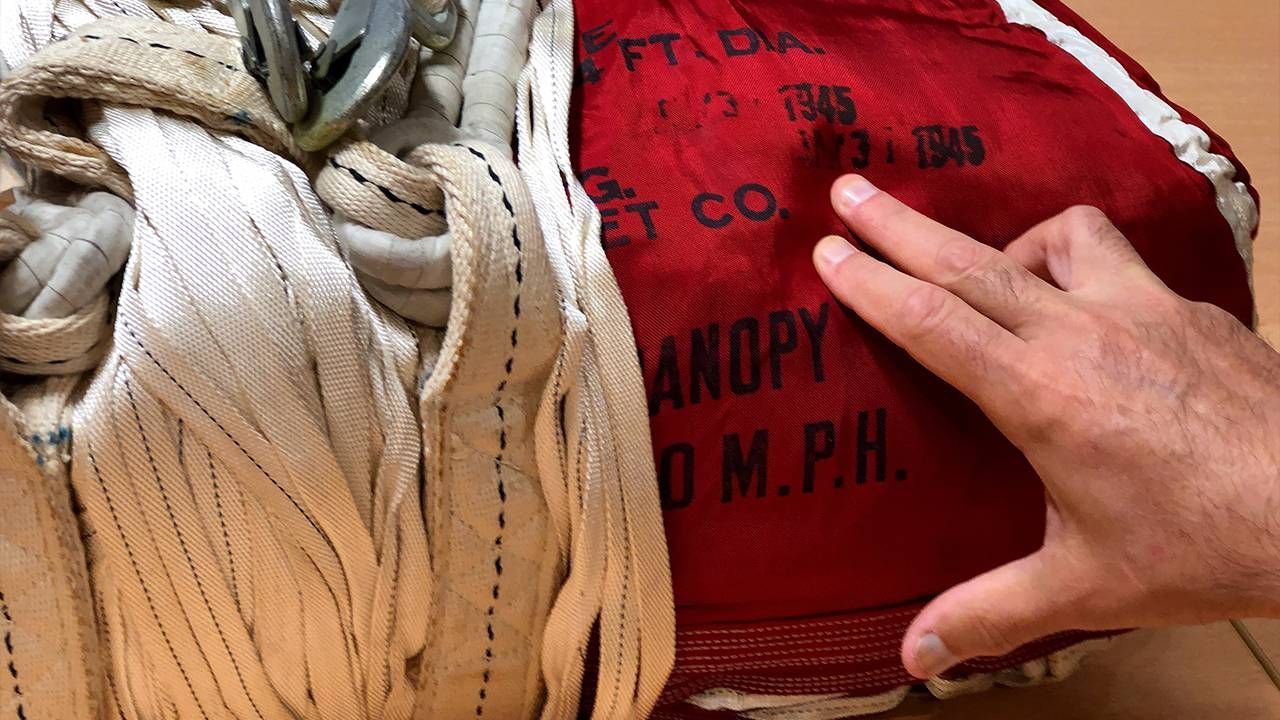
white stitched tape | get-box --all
[995,0,1258,275]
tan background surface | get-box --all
[1054,0,1274,338]
[887,1,1280,717]
[1062,0,1279,341]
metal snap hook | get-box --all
[230,0,310,124]
[411,0,459,51]
[292,0,413,151]
[235,0,462,151]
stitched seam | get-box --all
[678,626,903,649]
[465,146,522,717]
[208,448,241,615]
[121,319,327,539]
[124,381,265,720]
[85,443,213,720]
[326,158,440,216]
[79,34,240,73]
[121,318,360,648]
[1,590,27,720]
[678,610,918,636]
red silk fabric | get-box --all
[569,0,1254,710]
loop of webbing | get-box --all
[310,2,565,714]
[0,193,131,390]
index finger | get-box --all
[831,175,1064,335]
[813,235,1027,408]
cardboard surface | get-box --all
[1066,0,1280,342]
[1240,619,1280,675]
[879,1,1280,716]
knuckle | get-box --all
[1061,205,1141,262]
[936,241,1030,305]
[934,240,992,287]
[1061,205,1114,238]
[899,284,955,339]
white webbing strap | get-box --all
[0,17,312,200]
[312,2,562,713]
[75,109,431,719]
[323,0,533,328]
[2,5,433,719]
[517,1,676,718]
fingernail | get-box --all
[913,633,959,678]
[816,235,857,268]
[837,175,879,210]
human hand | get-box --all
[811,175,1280,680]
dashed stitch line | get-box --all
[79,34,240,73]
[85,446,213,720]
[121,317,359,636]
[123,381,266,720]
[326,158,440,217]
[208,448,241,614]
[464,145,521,718]
[1,590,26,720]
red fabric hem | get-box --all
[660,603,1114,706]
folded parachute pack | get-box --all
[0,0,1259,718]
[569,0,1256,716]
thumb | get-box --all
[900,551,1081,679]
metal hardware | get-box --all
[234,0,460,151]
[411,0,458,51]
[230,0,310,124]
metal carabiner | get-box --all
[236,0,460,151]
[411,0,459,51]
[229,0,310,124]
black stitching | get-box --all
[1,590,25,720]
[209,448,241,614]
[121,316,363,623]
[47,233,112,264]
[85,445,213,720]
[464,145,522,718]
[80,34,239,73]
[327,158,439,216]
[91,583,130,720]
[435,49,461,65]
[432,71,464,97]
[123,379,266,712]
[123,381,266,720]
[467,100,513,121]
[121,319,326,539]
[474,32,519,49]
[466,69,516,91]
